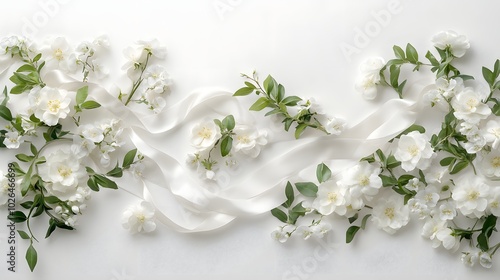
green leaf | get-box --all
[386,155,401,169]
[263,75,277,97]
[483,67,495,86]
[8,211,27,223]
[87,176,99,192]
[26,244,37,272]
[396,124,425,138]
[393,45,405,60]
[283,118,293,131]
[425,51,439,66]
[316,163,332,183]
[244,81,256,89]
[348,213,359,224]
[360,214,371,230]
[94,174,118,189]
[45,219,57,238]
[16,64,37,73]
[264,108,282,117]
[277,84,285,103]
[44,196,62,204]
[440,157,455,167]
[222,115,235,131]
[284,181,294,208]
[106,164,123,178]
[450,160,468,174]
[76,86,89,105]
[220,136,233,157]
[20,201,33,209]
[80,100,101,110]
[233,87,254,97]
[379,174,397,187]
[33,53,42,62]
[0,104,13,121]
[295,182,318,197]
[16,154,34,162]
[10,85,28,94]
[249,97,270,111]
[477,233,489,251]
[18,230,30,240]
[123,149,137,169]
[271,208,288,223]
[389,64,401,89]
[281,96,302,106]
[482,215,497,238]
[346,226,360,243]
[294,123,307,139]
[406,43,418,63]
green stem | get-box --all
[124,52,152,106]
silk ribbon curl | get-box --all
[43,70,429,232]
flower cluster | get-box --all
[0,35,155,272]
[271,30,500,269]
[119,39,172,113]
[187,115,267,180]
[122,200,157,234]
[235,72,346,138]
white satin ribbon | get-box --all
[42,69,429,233]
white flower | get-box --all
[232,125,267,158]
[355,75,379,100]
[144,91,167,114]
[482,119,500,149]
[296,225,314,240]
[452,176,490,218]
[205,170,216,180]
[129,162,145,180]
[39,150,86,200]
[71,135,96,158]
[421,218,459,251]
[408,198,430,219]
[271,226,289,243]
[32,87,71,126]
[144,65,172,94]
[464,138,486,154]
[312,180,347,216]
[0,171,14,205]
[479,252,493,268]
[394,131,435,172]
[338,161,382,202]
[371,194,409,234]
[431,30,470,58]
[426,165,447,184]
[43,37,73,70]
[325,116,346,135]
[311,221,332,238]
[3,131,23,149]
[299,97,324,114]
[122,201,156,234]
[437,201,457,221]
[355,57,385,100]
[452,87,491,124]
[414,185,440,208]
[80,124,104,143]
[122,46,146,70]
[93,35,110,48]
[481,151,500,177]
[405,178,424,192]
[488,186,500,216]
[137,39,167,59]
[190,120,221,151]
[459,122,479,137]
[425,77,464,110]
[461,249,480,267]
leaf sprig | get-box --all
[235,71,329,139]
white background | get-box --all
[0,0,499,279]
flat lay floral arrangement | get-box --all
[269,30,500,269]
[1,29,499,272]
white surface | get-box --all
[0,0,499,279]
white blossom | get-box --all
[71,135,96,158]
[338,161,382,202]
[0,171,14,206]
[313,180,348,216]
[296,225,314,240]
[355,75,379,100]
[80,124,104,143]
[452,176,490,218]
[32,87,71,126]
[143,65,172,94]
[452,87,491,124]
[325,116,346,135]
[437,201,457,221]
[39,149,86,200]
[461,249,480,267]
[479,252,493,268]
[482,119,500,149]
[122,201,156,234]
[232,125,267,158]
[137,39,167,59]
[371,194,409,234]
[414,185,440,208]
[311,221,332,238]
[425,77,464,110]
[43,37,74,71]
[3,131,22,149]
[422,218,459,251]
[481,151,500,177]
[394,131,435,172]
[431,30,470,58]
[271,226,289,243]
[488,186,500,216]
[405,178,425,192]
[190,120,221,151]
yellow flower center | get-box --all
[359,175,370,186]
[327,192,337,203]
[198,127,212,139]
[491,201,498,209]
[48,99,61,113]
[491,157,500,168]
[137,213,146,222]
[467,190,479,201]
[466,98,478,110]
[54,48,64,61]
[237,135,250,144]
[384,207,395,219]
[407,145,419,157]
[58,166,72,178]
